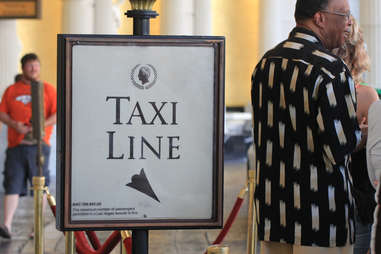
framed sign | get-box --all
[56,34,225,230]
[0,0,41,19]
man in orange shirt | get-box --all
[0,53,56,239]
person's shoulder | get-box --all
[357,84,379,98]
[2,82,19,94]
[284,37,346,78]
[310,46,344,69]
[42,82,56,91]
[42,81,54,87]
[42,82,56,103]
[7,82,19,88]
[357,84,378,93]
[260,37,293,59]
[308,51,349,83]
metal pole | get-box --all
[132,230,148,254]
[126,2,158,252]
[125,1,158,36]
[31,80,46,254]
[126,10,157,36]
[247,169,257,254]
[120,241,127,254]
[31,81,45,176]
[33,176,45,254]
[65,231,75,254]
[133,17,150,35]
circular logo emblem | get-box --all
[131,64,157,90]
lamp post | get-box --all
[125,0,158,35]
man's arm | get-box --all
[317,75,361,165]
[45,113,56,127]
[44,83,57,128]
[0,111,31,134]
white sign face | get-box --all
[70,44,216,222]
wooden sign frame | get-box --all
[56,34,225,231]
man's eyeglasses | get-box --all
[320,10,351,21]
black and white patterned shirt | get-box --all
[251,27,361,247]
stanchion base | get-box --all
[207,244,229,254]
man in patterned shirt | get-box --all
[251,0,364,253]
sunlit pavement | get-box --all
[0,156,249,254]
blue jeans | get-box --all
[354,213,372,254]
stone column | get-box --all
[280,0,296,39]
[0,21,21,94]
[94,0,118,34]
[258,0,282,57]
[194,0,212,35]
[62,0,95,34]
[0,20,22,192]
[360,0,381,89]
[349,0,360,20]
[160,0,194,35]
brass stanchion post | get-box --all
[31,80,46,254]
[65,231,75,254]
[33,176,45,254]
[247,169,256,254]
[207,244,229,254]
[246,143,257,254]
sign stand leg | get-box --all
[132,230,148,254]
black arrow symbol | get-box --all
[126,168,160,203]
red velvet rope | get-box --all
[86,231,102,250]
[75,231,121,254]
[123,236,132,254]
[49,204,56,216]
[49,204,131,254]
[213,197,244,244]
[203,197,245,254]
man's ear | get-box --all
[313,12,325,29]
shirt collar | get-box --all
[289,27,323,45]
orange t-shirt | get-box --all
[0,81,57,147]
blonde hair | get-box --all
[337,16,370,84]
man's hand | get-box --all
[14,122,32,134]
[0,112,32,135]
